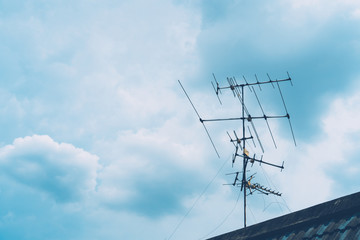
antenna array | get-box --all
[179,72,296,228]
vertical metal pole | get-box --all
[242,85,247,229]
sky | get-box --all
[1,0,360,239]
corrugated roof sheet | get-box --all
[208,191,360,240]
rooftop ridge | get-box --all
[208,191,360,240]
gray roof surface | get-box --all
[208,191,360,240]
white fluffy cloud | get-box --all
[0,135,100,202]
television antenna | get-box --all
[178,72,296,228]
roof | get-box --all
[208,191,360,240]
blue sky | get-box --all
[1,0,360,239]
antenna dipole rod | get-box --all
[242,76,253,92]
[276,81,289,113]
[247,126,256,148]
[212,73,222,105]
[178,80,221,158]
[178,80,201,119]
[276,81,297,146]
[227,131,236,147]
[287,71,293,86]
[250,122,264,153]
[288,118,297,146]
[211,82,222,105]
[252,86,277,149]
[267,73,275,88]
[255,74,262,91]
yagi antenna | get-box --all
[249,183,282,196]
[180,73,296,229]
[178,80,220,158]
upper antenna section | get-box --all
[209,73,296,149]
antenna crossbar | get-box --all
[227,133,253,145]
[217,77,291,92]
[200,114,290,123]
[246,156,284,170]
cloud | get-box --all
[1,0,360,239]
[186,0,360,143]
[0,0,206,230]
[0,0,202,149]
[95,119,218,218]
[264,85,360,212]
[0,135,100,202]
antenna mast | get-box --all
[179,72,295,229]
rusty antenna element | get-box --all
[179,72,296,229]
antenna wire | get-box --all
[198,187,242,240]
[167,155,231,240]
